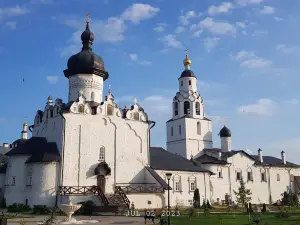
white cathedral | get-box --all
[0,19,300,210]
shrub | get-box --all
[186,207,196,219]
[251,212,262,225]
[74,201,95,215]
[261,203,266,213]
[7,203,31,212]
[32,205,50,214]
[275,206,290,218]
[201,200,206,208]
[206,200,212,209]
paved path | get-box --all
[8,215,148,225]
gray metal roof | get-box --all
[196,148,300,168]
[6,137,60,164]
[149,147,212,173]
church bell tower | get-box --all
[166,50,213,159]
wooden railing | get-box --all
[57,186,109,206]
[115,183,164,194]
[115,186,130,208]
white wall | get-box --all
[69,74,104,104]
[62,112,150,194]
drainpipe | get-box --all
[267,167,272,204]
[204,173,207,200]
[228,164,232,199]
[57,110,66,206]
[148,121,156,163]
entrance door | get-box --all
[97,175,106,193]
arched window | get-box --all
[189,80,191,85]
[78,104,84,113]
[179,125,181,135]
[261,168,267,182]
[217,167,223,178]
[174,102,178,116]
[195,102,200,115]
[99,147,105,161]
[107,104,113,115]
[180,81,183,86]
[133,112,139,120]
[197,122,201,135]
[184,101,190,114]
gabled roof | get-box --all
[195,148,300,168]
[149,147,212,173]
[6,137,60,164]
[145,166,172,190]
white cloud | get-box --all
[203,37,220,52]
[199,17,236,35]
[143,95,171,115]
[274,17,284,21]
[179,10,197,26]
[115,95,135,104]
[276,44,298,54]
[5,21,16,29]
[260,6,275,15]
[121,3,159,24]
[234,0,264,6]
[240,58,272,68]
[47,76,59,84]
[129,53,138,61]
[236,22,246,29]
[286,99,298,105]
[252,30,268,36]
[192,29,203,37]
[30,0,53,4]
[0,5,29,20]
[153,23,166,32]
[128,53,151,65]
[238,98,276,116]
[230,50,255,60]
[159,34,182,49]
[208,2,234,16]
[175,26,185,33]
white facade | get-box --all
[1,42,300,209]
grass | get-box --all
[168,212,300,225]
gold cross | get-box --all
[86,12,91,23]
[185,48,188,57]
[224,116,227,125]
[79,89,84,95]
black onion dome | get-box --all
[220,126,231,138]
[180,70,196,78]
[63,22,109,80]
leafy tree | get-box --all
[281,187,299,206]
[193,189,200,208]
[233,177,252,207]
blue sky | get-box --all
[1,0,300,162]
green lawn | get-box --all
[168,213,300,225]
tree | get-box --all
[233,177,252,207]
[193,188,200,208]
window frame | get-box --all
[99,147,105,161]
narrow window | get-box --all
[179,125,181,135]
[174,102,178,116]
[12,176,16,186]
[261,172,266,182]
[197,122,201,135]
[133,112,139,120]
[78,104,84,113]
[184,101,190,114]
[175,181,180,191]
[190,182,195,191]
[189,80,191,85]
[218,168,222,178]
[99,147,105,161]
[107,104,113,115]
[195,102,200,115]
[247,171,252,181]
[27,172,32,186]
[236,172,241,180]
[171,127,173,136]
[180,81,183,87]
[277,174,280,181]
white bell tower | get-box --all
[166,50,213,159]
